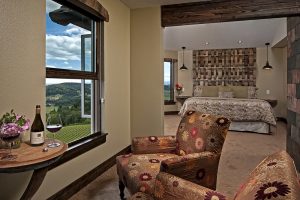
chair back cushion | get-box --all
[176,111,230,155]
[234,151,300,200]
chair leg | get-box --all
[119,180,125,200]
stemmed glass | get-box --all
[0,132,20,160]
[46,113,62,148]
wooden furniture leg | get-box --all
[119,180,125,200]
[20,167,48,200]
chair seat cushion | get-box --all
[116,153,178,195]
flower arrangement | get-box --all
[175,83,184,95]
[0,110,30,137]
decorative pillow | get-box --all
[176,111,231,155]
[234,151,300,200]
[218,86,232,92]
[248,86,257,99]
[229,86,248,98]
[218,91,234,98]
[193,85,202,96]
[201,86,219,97]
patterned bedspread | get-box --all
[179,97,276,125]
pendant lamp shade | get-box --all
[180,47,188,70]
[263,43,272,70]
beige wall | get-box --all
[256,47,287,118]
[177,48,287,118]
[0,0,131,199]
[0,0,45,199]
[178,50,194,96]
[164,50,179,112]
[130,7,164,137]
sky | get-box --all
[46,0,92,84]
[164,62,171,85]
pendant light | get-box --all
[263,43,272,70]
[180,46,188,70]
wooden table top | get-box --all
[0,139,67,173]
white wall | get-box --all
[130,7,164,137]
[0,0,131,199]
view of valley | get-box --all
[46,82,92,143]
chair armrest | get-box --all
[131,135,176,154]
[160,152,220,190]
[153,172,226,200]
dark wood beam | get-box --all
[54,0,109,22]
[161,0,300,27]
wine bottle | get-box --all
[30,105,45,146]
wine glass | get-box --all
[0,132,20,160]
[46,113,62,148]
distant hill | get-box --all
[46,83,91,107]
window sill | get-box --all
[164,101,176,105]
[49,132,108,170]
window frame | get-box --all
[46,0,106,169]
[164,58,176,105]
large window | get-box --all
[46,0,102,144]
[164,58,175,104]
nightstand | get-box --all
[263,99,277,108]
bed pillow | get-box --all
[230,86,248,98]
[193,85,202,96]
[201,86,219,97]
[219,91,234,98]
[248,86,257,99]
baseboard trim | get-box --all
[47,145,131,200]
[164,111,179,115]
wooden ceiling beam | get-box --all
[161,0,300,27]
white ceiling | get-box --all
[121,0,208,9]
[164,18,287,51]
[120,0,287,51]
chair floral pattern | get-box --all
[128,151,300,200]
[116,111,231,197]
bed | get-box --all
[179,97,276,134]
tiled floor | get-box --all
[70,115,286,199]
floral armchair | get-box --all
[128,151,300,200]
[116,111,231,199]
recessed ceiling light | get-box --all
[238,40,243,44]
[205,42,209,45]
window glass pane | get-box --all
[46,78,93,143]
[46,0,94,72]
[164,61,171,101]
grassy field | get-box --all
[164,89,171,100]
[46,124,91,144]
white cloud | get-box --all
[46,0,61,14]
[46,64,58,68]
[64,61,69,65]
[65,25,90,36]
[46,34,81,61]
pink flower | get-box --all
[1,123,23,135]
[21,119,30,131]
[16,114,21,121]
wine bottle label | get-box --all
[30,131,44,144]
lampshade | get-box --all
[180,47,188,70]
[263,43,272,70]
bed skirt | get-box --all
[229,121,271,134]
